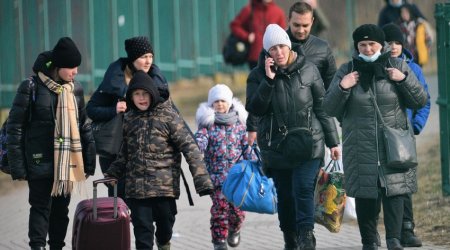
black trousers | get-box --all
[403,193,414,223]
[127,197,177,250]
[355,187,407,245]
[28,178,71,249]
[99,156,126,198]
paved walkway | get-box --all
[0,166,446,250]
[0,75,447,250]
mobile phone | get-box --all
[264,51,277,72]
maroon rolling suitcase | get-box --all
[72,178,131,250]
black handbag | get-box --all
[272,90,314,163]
[277,127,313,162]
[222,34,250,66]
[91,113,124,158]
[369,89,418,169]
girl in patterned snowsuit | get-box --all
[195,84,254,250]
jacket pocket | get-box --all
[25,126,53,179]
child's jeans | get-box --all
[127,197,177,249]
[210,189,245,242]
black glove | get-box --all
[199,189,213,197]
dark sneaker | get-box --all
[213,240,228,250]
[283,231,298,250]
[227,230,240,247]
[401,230,422,247]
[298,229,316,250]
[157,241,171,250]
[362,242,378,250]
[386,238,403,250]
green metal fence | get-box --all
[435,2,450,196]
[0,0,247,108]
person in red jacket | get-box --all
[231,0,286,70]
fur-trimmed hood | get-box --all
[195,98,248,128]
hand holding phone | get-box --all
[265,53,276,79]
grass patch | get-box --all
[413,135,450,246]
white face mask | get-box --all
[359,50,381,62]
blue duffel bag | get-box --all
[222,146,278,214]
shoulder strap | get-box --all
[347,60,354,73]
[180,169,194,206]
[270,78,310,135]
[368,87,409,130]
[368,88,386,127]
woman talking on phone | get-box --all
[245,24,340,250]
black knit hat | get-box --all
[125,36,153,63]
[383,23,405,47]
[352,24,385,50]
[52,37,82,68]
[126,71,160,110]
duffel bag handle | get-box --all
[239,143,261,162]
[93,177,118,220]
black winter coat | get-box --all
[246,45,339,169]
[7,51,96,180]
[86,58,169,123]
[247,32,337,132]
[323,53,427,198]
[287,29,337,90]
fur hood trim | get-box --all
[195,98,248,128]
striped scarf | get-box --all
[38,72,85,196]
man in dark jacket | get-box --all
[286,1,336,90]
[7,37,96,250]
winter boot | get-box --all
[157,241,171,250]
[362,243,378,250]
[213,240,228,250]
[400,221,422,247]
[298,229,316,250]
[386,238,403,250]
[227,230,240,247]
[283,231,298,250]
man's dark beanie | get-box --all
[383,23,405,47]
[125,36,153,63]
[352,24,385,50]
[126,71,160,110]
[52,37,82,68]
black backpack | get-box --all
[0,77,36,174]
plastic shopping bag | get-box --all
[314,160,346,232]
[343,196,357,222]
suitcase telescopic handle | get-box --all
[93,178,118,220]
